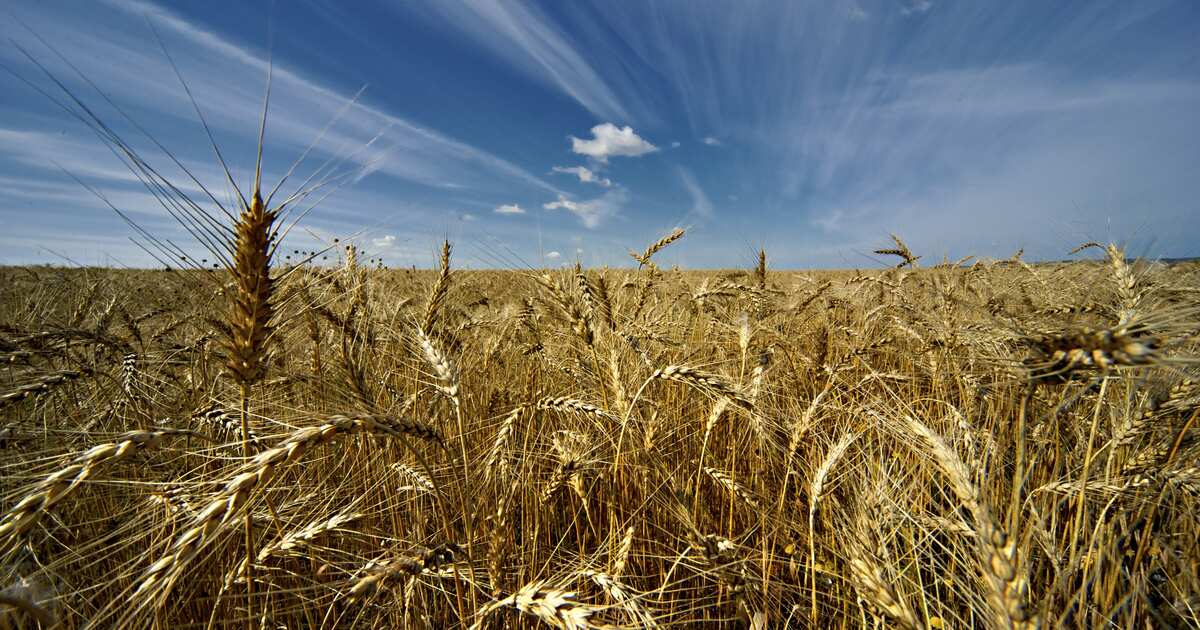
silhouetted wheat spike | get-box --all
[1024,326,1160,381]
[874,233,920,268]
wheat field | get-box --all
[1,230,1198,628]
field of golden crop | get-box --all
[0,237,1197,629]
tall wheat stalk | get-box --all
[221,98,277,625]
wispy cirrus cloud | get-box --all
[4,0,561,196]
[392,0,633,121]
[677,168,715,222]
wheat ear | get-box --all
[630,227,685,267]
[136,414,440,601]
[903,415,1037,629]
[470,580,607,630]
[651,365,753,409]
[348,543,460,602]
[420,239,452,336]
[0,428,197,548]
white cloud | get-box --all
[461,213,477,221]
[543,188,628,229]
[373,234,398,250]
[570,123,658,162]
[901,1,934,15]
[494,203,526,215]
[545,250,561,259]
[670,141,681,148]
[848,6,869,21]
[552,165,612,187]
[702,136,722,146]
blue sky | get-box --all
[1,0,1198,268]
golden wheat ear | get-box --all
[224,189,277,387]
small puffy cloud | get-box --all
[461,213,477,222]
[494,203,525,215]
[670,141,681,148]
[570,123,658,162]
[702,136,722,146]
[545,250,561,259]
[902,1,933,14]
[848,5,869,20]
[543,188,628,229]
[552,165,612,187]
[372,234,398,250]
